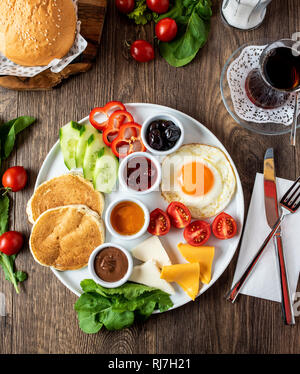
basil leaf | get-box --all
[1,116,36,159]
[0,119,16,147]
[4,125,16,160]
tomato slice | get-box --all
[183,220,211,246]
[89,101,126,131]
[103,110,134,147]
[212,212,237,240]
[148,208,171,236]
[111,123,146,158]
[166,202,191,229]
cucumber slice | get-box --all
[83,132,105,181]
[59,121,82,170]
[75,124,100,168]
[93,147,119,193]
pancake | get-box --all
[29,205,105,271]
[27,173,105,223]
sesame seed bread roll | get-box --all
[0,0,77,66]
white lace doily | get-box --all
[0,0,87,78]
[227,45,300,126]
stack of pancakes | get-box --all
[27,173,105,271]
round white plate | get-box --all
[35,103,244,312]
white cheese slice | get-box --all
[131,236,172,268]
[129,260,175,295]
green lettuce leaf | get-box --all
[75,280,173,333]
[157,0,212,67]
[80,279,157,299]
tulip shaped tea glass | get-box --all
[244,39,300,145]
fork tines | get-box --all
[280,176,300,212]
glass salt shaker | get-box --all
[221,0,272,30]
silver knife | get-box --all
[264,148,295,325]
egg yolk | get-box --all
[178,161,214,196]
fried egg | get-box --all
[161,144,236,218]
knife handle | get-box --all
[226,214,284,303]
[274,233,295,325]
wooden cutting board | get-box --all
[0,0,107,91]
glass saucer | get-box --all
[220,40,300,135]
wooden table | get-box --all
[1,0,300,354]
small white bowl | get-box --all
[141,112,184,156]
[118,151,162,195]
[88,243,133,288]
[105,197,150,241]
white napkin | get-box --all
[232,173,300,302]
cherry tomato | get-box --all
[184,220,211,247]
[212,212,237,240]
[146,0,169,13]
[155,18,178,42]
[166,202,191,229]
[2,166,28,192]
[148,208,171,236]
[115,0,135,14]
[0,231,24,256]
[130,40,155,63]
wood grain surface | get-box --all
[1,0,300,354]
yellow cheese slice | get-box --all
[160,263,200,301]
[129,260,175,295]
[177,243,215,284]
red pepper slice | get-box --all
[89,101,126,131]
[103,110,134,147]
[111,123,146,158]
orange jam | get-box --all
[110,201,145,236]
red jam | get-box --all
[124,156,157,192]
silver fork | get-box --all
[226,176,300,306]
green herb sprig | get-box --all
[0,116,36,293]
